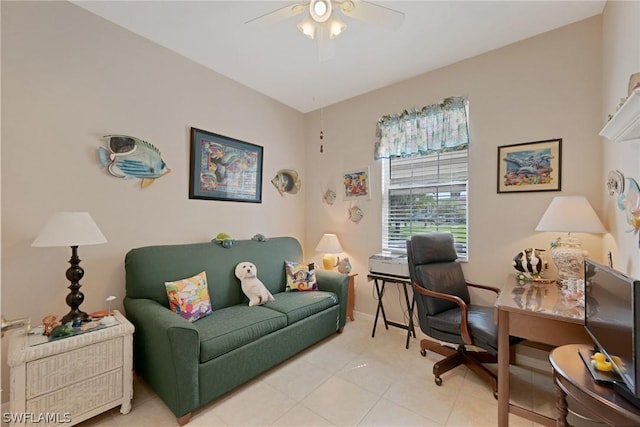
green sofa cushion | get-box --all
[265,291,338,324]
[194,305,287,363]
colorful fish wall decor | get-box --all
[608,171,640,247]
[98,135,170,188]
[617,177,640,231]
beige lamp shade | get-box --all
[535,196,605,283]
[315,233,343,270]
[535,196,606,234]
[32,211,107,324]
[33,212,107,247]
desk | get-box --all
[368,273,415,349]
[550,344,640,426]
[496,275,592,427]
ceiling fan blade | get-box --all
[245,2,309,25]
[339,0,404,30]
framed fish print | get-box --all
[497,138,562,193]
[189,128,263,203]
[343,167,371,200]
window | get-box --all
[376,97,469,259]
[382,148,468,259]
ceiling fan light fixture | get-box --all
[310,0,332,23]
[327,14,346,39]
[339,0,355,13]
[297,15,316,39]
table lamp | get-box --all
[315,233,343,270]
[535,196,606,283]
[32,212,107,324]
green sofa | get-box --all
[123,236,348,425]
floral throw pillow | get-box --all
[285,261,318,292]
[165,271,212,322]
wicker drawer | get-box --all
[26,338,123,399]
[25,369,123,426]
[9,311,134,426]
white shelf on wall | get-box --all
[600,88,640,142]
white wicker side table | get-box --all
[7,310,134,426]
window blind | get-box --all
[382,148,468,259]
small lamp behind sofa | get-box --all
[315,233,343,270]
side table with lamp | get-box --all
[31,211,108,324]
[315,233,358,320]
[5,211,135,426]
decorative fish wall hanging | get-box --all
[322,187,336,205]
[98,135,170,188]
[617,177,640,231]
[271,169,301,196]
[348,203,364,223]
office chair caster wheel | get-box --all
[420,349,427,357]
[435,377,443,386]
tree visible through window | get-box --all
[375,97,469,259]
[382,148,468,259]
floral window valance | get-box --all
[374,96,469,159]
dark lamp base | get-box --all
[61,245,89,324]
[61,309,88,325]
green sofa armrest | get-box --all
[315,269,349,329]
[123,297,200,418]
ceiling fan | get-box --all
[246,0,405,61]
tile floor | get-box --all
[79,315,602,427]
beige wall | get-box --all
[304,16,604,321]
[0,1,305,401]
[601,0,640,277]
[2,0,638,406]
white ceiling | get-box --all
[71,1,606,113]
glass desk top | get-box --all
[496,275,584,323]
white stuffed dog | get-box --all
[234,262,274,306]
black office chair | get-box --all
[407,232,519,397]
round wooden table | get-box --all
[549,343,640,426]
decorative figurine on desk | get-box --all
[512,248,549,282]
[101,296,117,325]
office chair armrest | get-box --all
[413,283,473,345]
[466,281,501,295]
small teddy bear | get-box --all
[234,262,274,306]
